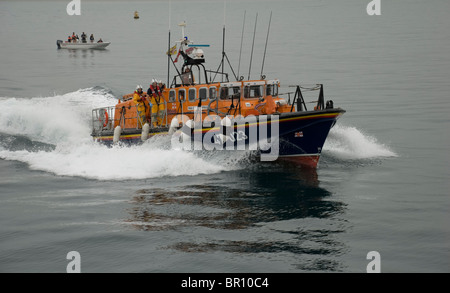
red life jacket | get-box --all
[148,85,161,98]
[134,91,145,101]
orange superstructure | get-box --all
[108,78,293,132]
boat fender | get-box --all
[113,126,122,144]
[276,99,287,106]
[185,119,194,129]
[181,132,190,143]
[221,117,232,127]
[141,123,150,141]
[220,117,233,143]
[170,117,179,128]
[168,117,179,135]
[177,120,193,145]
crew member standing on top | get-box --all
[147,79,165,128]
[157,80,166,92]
[133,85,148,128]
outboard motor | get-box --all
[56,40,63,49]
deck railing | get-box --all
[92,103,169,135]
[278,84,329,112]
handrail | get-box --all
[91,103,169,134]
[279,84,325,112]
[289,86,307,112]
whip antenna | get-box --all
[260,11,272,79]
[223,0,226,27]
[167,0,172,86]
[221,0,226,81]
[237,10,246,80]
[213,0,238,83]
[248,13,258,81]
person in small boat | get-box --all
[133,85,148,128]
[68,36,72,43]
[90,34,94,43]
[147,79,165,128]
[97,38,103,43]
[72,32,76,43]
[81,32,87,43]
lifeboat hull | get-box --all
[92,108,344,168]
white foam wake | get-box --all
[323,125,397,160]
[0,88,237,180]
[0,142,227,180]
[0,88,114,145]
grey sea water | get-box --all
[0,0,449,273]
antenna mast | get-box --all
[237,10,246,80]
[167,0,172,86]
[221,0,226,82]
[248,13,258,81]
[213,0,237,82]
[260,11,272,79]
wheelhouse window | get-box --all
[209,87,217,100]
[199,87,208,101]
[231,87,241,99]
[266,84,278,97]
[272,84,278,96]
[266,85,272,96]
[169,89,176,102]
[244,85,263,99]
[188,88,196,102]
[178,89,186,101]
[220,86,240,100]
[220,87,228,100]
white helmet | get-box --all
[136,85,142,90]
